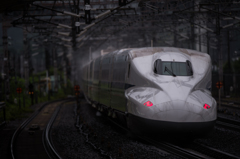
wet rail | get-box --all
[217,99,240,110]
[191,142,240,159]
[217,115,240,132]
[10,98,73,159]
[0,102,6,129]
[43,102,66,159]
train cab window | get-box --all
[154,59,193,76]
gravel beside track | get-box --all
[51,99,180,159]
[195,126,240,157]
[51,101,101,159]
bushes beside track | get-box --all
[0,74,74,121]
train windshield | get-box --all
[154,60,193,76]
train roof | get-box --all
[124,47,208,59]
[96,47,209,62]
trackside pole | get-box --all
[219,89,221,109]
[19,93,21,109]
[216,81,223,109]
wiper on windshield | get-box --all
[164,66,176,77]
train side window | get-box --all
[101,58,110,81]
[102,58,110,64]
[116,55,125,63]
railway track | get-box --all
[105,113,240,159]
[10,98,73,159]
[42,104,63,159]
[217,115,240,132]
[190,142,240,159]
[217,99,240,110]
[221,99,240,105]
[215,99,240,132]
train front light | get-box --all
[144,101,153,107]
[203,103,211,109]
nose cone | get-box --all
[158,77,192,101]
[126,87,217,122]
[153,100,215,122]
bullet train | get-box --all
[80,47,217,135]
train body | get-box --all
[81,47,217,135]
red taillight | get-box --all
[144,101,153,107]
[203,103,211,109]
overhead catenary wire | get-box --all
[31,4,83,18]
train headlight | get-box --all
[144,101,153,107]
[203,103,211,109]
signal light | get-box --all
[203,103,211,109]
[144,101,153,107]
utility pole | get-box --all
[215,4,224,107]
[2,21,11,101]
[53,46,58,92]
[227,30,231,73]
[24,31,29,95]
[190,0,195,50]
[198,5,201,52]
[63,49,67,88]
[71,0,80,86]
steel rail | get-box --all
[42,99,73,159]
[220,103,240,110]
[107,116,240,159]
[10,98,72,159]
[42,103,63,159]
[216,100,240,110]
[192,142,240,159]
[221,100,240,106]
[104,110,240,158]
[105,117,204,159]
[217,116,240,132]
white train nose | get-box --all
[128,99,215,122]
[126,87,217,122]
[127,97,216,135]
